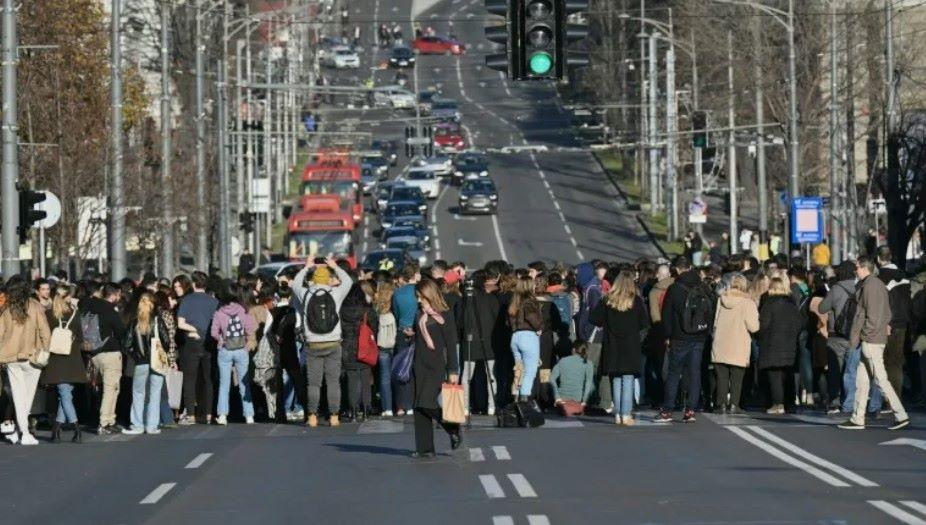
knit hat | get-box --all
[312,266,331,285]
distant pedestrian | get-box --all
[123,292,171,435]
[40,284,88,443]
[711,273,759,414]
[757,276,802,415]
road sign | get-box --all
[790,196,823,244]
[688,197,707,224]
[250,178,271,214]
[36,191,61,229]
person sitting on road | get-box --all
[550,341,594,417]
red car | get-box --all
[413,35,465,55]
[433,123,466,152]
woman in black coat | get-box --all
[40,284,87,443]
[756,276,802,414]
[589,270,650,425]
[412,279,461,458]
[340,281,379,422]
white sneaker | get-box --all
[487,407,495,416]
[146,428,161,435]
[604,406,615,415]
[0,420,14,434]
[216,415,228,426]
[122,427,144,435]
[5,431,19,444]
[407,409,414,415]
[245,417,255,425]
[381,410,393,417]
[19,433,38,446]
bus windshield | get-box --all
[287,231,352,259]
[300,180,359,204]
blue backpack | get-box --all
[550,293,572,332]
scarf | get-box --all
[418,305,445,351]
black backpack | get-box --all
[681,282,714,334]
[304,288,339,334]
[832,284,858,338]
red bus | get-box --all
[301,159,363,223]
[285,210,356,268]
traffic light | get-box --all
[239,212,254,234]
[484,0,517,77]
[692,110,708,148]
[554,0,590,77]
[521,0,556,79]
[17,183,46,244]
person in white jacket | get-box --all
[291,256,353,428]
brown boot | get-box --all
[511,362,523,396]
[307,414,318,428]
[329,415,340,427]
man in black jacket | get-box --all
[877,246,912,397]
[80,282,126,434]
[655,257,712,423]
[460,270,500,416]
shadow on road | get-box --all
[324,443,411,456]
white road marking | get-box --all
[492,446,511,460]
[553,200,561,212]
[542,180,551,190]
[528,516,552,525]
[469,447,485,462]
[746,426,878,487]
[362,240,368,253]
[507,474,538,498]
[726,426,850,487]
[479,474,506,499]
[139,483,176,505]
[458,239,484,247]
[499,71,512,96]
[492,518,515,525]
[433,238,440,250]
[902,502,926,518]
[454,213,477,221]
[364,215,369,227]
[184,453,213,469]
[868,501,926,525]
[491,213,509,262]
[563,224,572,235]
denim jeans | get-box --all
[378,350,394,413]
[217,348,255,418]
[842,345,882,413]
[56,383,78,424]
[797,330,813,395]
[282,369,304,413]
[662,339,704,411]
[611,374,635,417]
[130,364,165,431]
[511,331,541,397]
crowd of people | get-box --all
[0,246,922,452]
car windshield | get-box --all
[363,156,386,165]
[407,171,435,181]
[435,126,460,137]
[393,48,412,57]
[392,187,422,200]
[386,203,422,216]
[387,238,422,250]
[432,100,457,110]
[377,185,396,199]
[363,251,403,271]
[463,180,495,192]
[336,49,354,56]
[385,228,416,239]
[287,231,352,259]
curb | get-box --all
[591,152,668,259]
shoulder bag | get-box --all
[150,319,171,376]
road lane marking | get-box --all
[479,474,506,499]
[563,224,572,235]
[492,445,510,460]
[491,213,509,262]
[184,453,213,469]
[499,71,512,97]
[139,483,176,505]
[902,502,926,517]
[868,501,926,525]
[469,447,485,462]
[746,426,878,487]
[454,213,477,221]
[726,426,850,487]
[492,518,514,525]
[528,516,551,525]
[458,239,484,247]
[507,474,538,498]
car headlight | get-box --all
[382,221,392,228]
[424,235,430,242]
[454,171,463,177]
[419,255,427,264]
[456,141,464,147]
[480,170,488,177]
[490,194,498,200]
[419,204,427,212]
[460,194,468,200]
[390,58,397,62]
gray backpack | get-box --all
[80,312,109,352]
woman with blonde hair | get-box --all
[508,276,543,400]
[0,277,51,445]
[756,276,802,414]
[374,281,397,416]
[711,273,760,414]
[411,279,461,457]
[40,284,88,443]
[589,270,650,425]
[123,292,171,434]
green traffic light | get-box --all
[529,52,552,75]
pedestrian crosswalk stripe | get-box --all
[727,426,850,487]
[492,446,510,460]
[527,516,551,525]
[507,474,538,498]
[901,501,926,518]
[492,517,514,525]
[469,447,485,462]
[479,474,505,499]
[868,500,926,525]
[139,483,176,505]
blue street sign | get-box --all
[790,196,823,244]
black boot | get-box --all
[449,427,463,450]
[50,422,61,444]
[71,424,82,444]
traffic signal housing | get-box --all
[555,0,590,77]
[17,183,46,244]
[484,0,518,77]
[692,110,708,148]
[239,212,254,234]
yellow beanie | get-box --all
[312,266,331,285]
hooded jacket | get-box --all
[878,264,912,329]
[648,277,674,324]
[711,290,759,367]
[576,264,604,344]
[210,302,257,350]
[661,270,711,343]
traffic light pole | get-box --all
[754,17,768,258]
[217,60,231,276]
[160,1,175,278]
[1,0,19,277]
[727,31,738,255]
[109,0,127,280]
[647,34,658,216]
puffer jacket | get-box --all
[756,295,802,370]
[340,298,378,368]
[711,290,759,367]
[0,299,51,364]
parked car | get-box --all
[458,178,498,214]
[412,35,465,55]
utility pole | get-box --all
[785,0,798,258]
[160,1,174,278]
[246,35,256,252]
[264,30,273,248]
[829,0,841,262]
[648,34,658,214]
[666,44,678,241]
[1,0,19,277]
[109,0,126,280]
[194,0,208,271]
[727,31,738,254]
[217,59,231,276]
[637,0,647,195]
[845,14,858,257]
[692,28,703,236]
[235,40,246,249]
[885,0,897,134]
[754,17,768,258]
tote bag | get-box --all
[391,341,415,384]
[149,321,171,376]
[440,383,466,424]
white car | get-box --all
[326,46,359,69]
[372,86,416,109]
[411,155,453,177]
[400,168,441,199]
